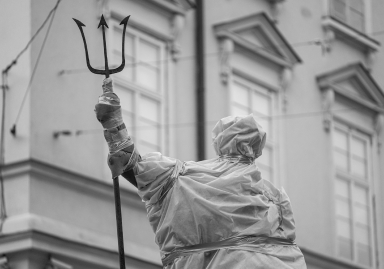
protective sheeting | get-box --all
[133,115,307,268]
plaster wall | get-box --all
[0,0,32,163]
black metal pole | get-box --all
[113,176,126,269]
[196,0,206,161]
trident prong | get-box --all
[73,15,130,78]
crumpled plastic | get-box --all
[133,115,307,268]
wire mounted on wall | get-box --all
[8,0,61,137]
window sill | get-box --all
[147,0,186,15]
[322,17,380,53]
[265,0,285,3]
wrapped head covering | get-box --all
[212,114,266,160]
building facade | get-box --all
[0,0,383,268]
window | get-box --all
[329,0,365,32]
[231,78,274,182]
[111,22,165,154]
[333,123,373,267]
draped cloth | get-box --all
[133,115,307,268]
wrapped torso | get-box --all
[132,115,307,268]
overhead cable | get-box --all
[10,0,61,136]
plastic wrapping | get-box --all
[133,115,307,268]
[95,78,139,178]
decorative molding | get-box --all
[280,67,292,90]
[170,14,185,61]
[111,11,174,42]
[145,0,186,15]
[265,0,285,22]
[321,17,380,56]
[374,114,384,153]
[45,257,73,269]
[317,63,384,114]
[323,28,336,53]
[322,88,335,132]
[301,246,372,269]
[366,50,377,70]
[232,68,281,93]
[0,256,10,269]
[280,67,293,111]
[1,158,143,208]
[219,38,235,84]
[213,12,302,70]
[0,214,161,266]
[374,114,384,135]
[112,10,186,63]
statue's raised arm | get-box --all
[94,78,140,187]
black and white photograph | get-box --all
[0,0,383,268]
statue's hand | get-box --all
[95,78,140,181]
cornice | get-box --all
[0,214,161,266]
[2,158,143,208]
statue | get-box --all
[95,78,307,269]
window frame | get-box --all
[332,121,376,268]
[229,75,277,183]
[327,0,372,34]
[109,20,167,155]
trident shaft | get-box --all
[73,14,130,78]
[73,14,130,269]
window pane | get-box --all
[257,147,272,182]
[252,91,270,116]
[337,219,352,239]
[330,0,347,22]
[232,82,249,107]
[334,150,348,170]
[137,39,160,91]
[349,10,364,32]
[139,142,159,155]
[257,146,271,167]
[355,205,369,226]
[258,166,272,182]
[140,96,158,122]
[139,97,160,150]
[137,65,159,91]
[334,129,348,151]
[254,114,270,136]
[355,186,368,206]
[114,85,134,134]
[357,243,371,267]
[114,30,135,81]
[115,86,134,113]
[337,237,353,260]
[232,105,249,117]
[351,158,366,178]
[335,179,349,199]
[139,39,159,66]
[139,120,159,146]
[252,91,271,135]
[336,198,350,219]
[349,0,364,10]
[355,225,370,245]
[351,136,366,159]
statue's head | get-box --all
[212,114,266,160]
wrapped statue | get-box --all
[95,78,307,269]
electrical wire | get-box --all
[58,26,384,76]
[2,0,61,75]
[53,106,367,137]
[11,0,61,134]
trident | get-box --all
[73,14,130,269]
